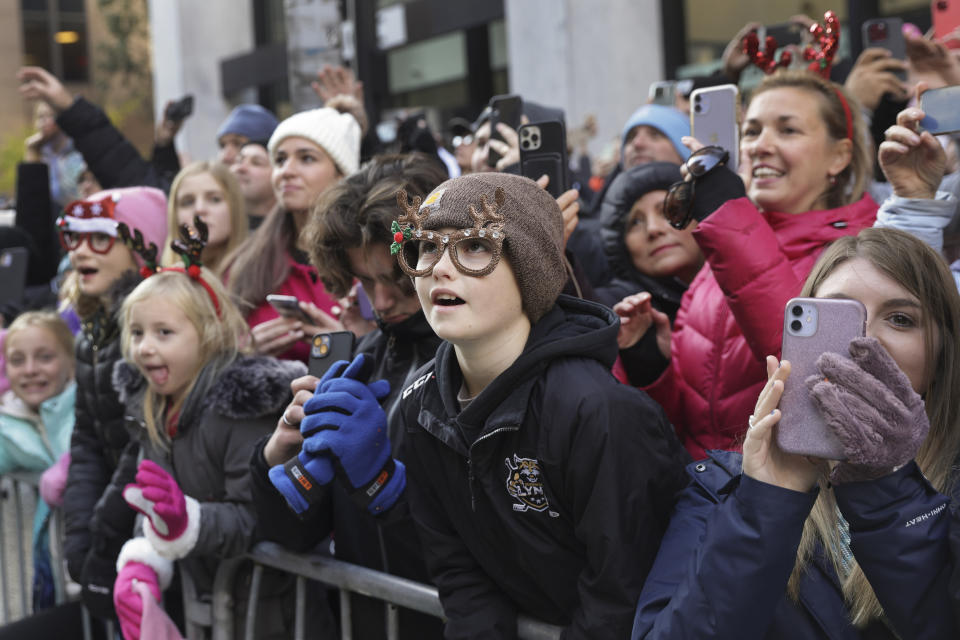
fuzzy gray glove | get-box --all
[805,336,929,484]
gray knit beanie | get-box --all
[417,173,565,322]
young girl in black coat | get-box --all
[108,226,315,639]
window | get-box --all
[21,0,90,82]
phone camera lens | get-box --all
[791,305,803,317]
[938,0,947,10]
[531,133,539,143]
[790,319,803,332]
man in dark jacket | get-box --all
[290,173,691,638]
[250,153,447,639]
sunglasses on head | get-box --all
[663,145,729,230]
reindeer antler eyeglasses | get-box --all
[393,187,507,278]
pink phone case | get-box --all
[776,297,867,459]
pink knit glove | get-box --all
[123,460,188,541]
[113,561,161,640]
[39,452,70,507]
[805,337,929,483]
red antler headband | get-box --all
[118,216,222,317]
[804,11,841,79]
[742,11,851,141]
[743,11,841,79]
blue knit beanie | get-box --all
[620,105,691,161]
[216,105,279,146]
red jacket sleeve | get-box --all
[692,197,800,362]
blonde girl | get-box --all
[160,162,247,275]
[110,266,308,640]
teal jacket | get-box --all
[0,382,77,552]
[0,382,76,474]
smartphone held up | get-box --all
[776,297,867,460]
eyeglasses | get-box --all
[397,228,504,278]
[58,230,117,254]
[452,135,474,148]
[663,145,730,230]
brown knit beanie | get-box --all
[417,172,565,322]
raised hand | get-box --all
[124,460,200,558]
[300,354,405,514]
[613,291,671,355]
[743,357,821,493]
[879,84,946,200]
[807,337,928,483]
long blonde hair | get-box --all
[789,228,960,625]
[119,268,250,448]
[160,162,248,275]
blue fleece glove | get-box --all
[267,358,355,514]
[301,355,405,514]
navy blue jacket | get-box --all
[633,450,956,640]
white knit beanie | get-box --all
[267,107,361,176]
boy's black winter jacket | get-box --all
[400,295,691,639]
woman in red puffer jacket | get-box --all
[617,70,877,460]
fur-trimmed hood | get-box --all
[113,354,306,433]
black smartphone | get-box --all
[487,94,523,168]
[0,247,28,307]
[308,331,356,378]
[862,18,907,82]
[648,81,677,107]
[763,22,804,46]
[164,95,194,123]
[519,121,569,198]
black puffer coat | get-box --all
[63,271,141,618]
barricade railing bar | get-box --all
[2,472,562,639]
[0,472,41,624]
[207,541,564,640]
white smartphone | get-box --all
[690,84,740,172]
[920,85,960,135]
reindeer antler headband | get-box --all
[118,216,222,317]
[742,11,851,140]
[743,11,841,79]
[392,186,507,277]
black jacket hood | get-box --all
[432,294,618,427]
[596,162,689,314]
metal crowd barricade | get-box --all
[0,471,42,624]
[207,541,564,640]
